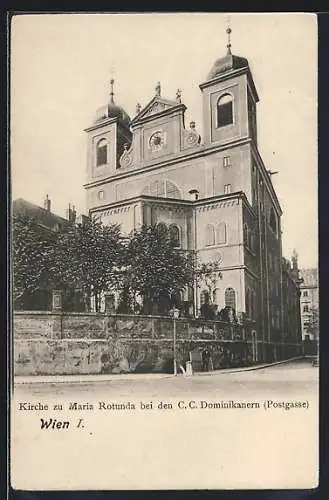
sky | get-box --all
[11,13,318,269]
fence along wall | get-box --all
[14,311,302,375]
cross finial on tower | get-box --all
[110,78,115,104]
[226,16,232,55]
[155,81,161,97]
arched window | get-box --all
[142,180,181,199]
[216,222,227,245]
[96,138,108,166]
[169,224,180,247]
[269,208,278,235]
[217,94,233,128]
[225,287,236,310]
[157,222,168,237]
[251,291,256,319]
[213,288,220,305]
[303,305,309,313]
[200,290,210,305]
[246,288,251,317]
[243,224,248,246]
[206,224,215,246]
[166,181,181,199]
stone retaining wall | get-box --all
[13,311,302,375]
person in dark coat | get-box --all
[202,348,211,372]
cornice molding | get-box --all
[84,137,251,190]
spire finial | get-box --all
[136,102,142,115]
[226,16,232,55]
[176,88,182,103]
[155,81,161,97]
[110,78,115,104]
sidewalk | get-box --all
[194,356,305,376]
[14,356,305,385]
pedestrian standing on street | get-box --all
[202,347,210,372]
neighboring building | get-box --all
[83,30,300,360]
[299,268,319,341]
[13,196,76,236]
[281,252,303,352]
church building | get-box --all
[83,29,289,348]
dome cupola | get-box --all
[207,25,249,81]
[94,79,131,127]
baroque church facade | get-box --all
[83,37,292,347]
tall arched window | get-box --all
[225,287,236,310]
[243,223,248,246]
[169,224,180,247]
[252,291,257,319]
[246,288,251,317]
[157,222,168,237]
[200,290,210,305]
[269,208,278,236]
[216,222,227,245]
[206,224,215,246]
[213,288,220,304]
[96,138,108,166]
[249,228,254,251]
[217,94,233,128]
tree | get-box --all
[195,258,222,303]
[52,217,123,312]
[195,257,222,319]
[12,214,54,308]
[124,225,194,314]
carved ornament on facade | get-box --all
[98,205,131,219]
[183,121,201,149]
[145,101,169,116]
[197,200,237,213]
[119,143,134,168]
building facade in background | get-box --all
[299,268,319,341]
[13,196,78,310]
[84,36,302,357]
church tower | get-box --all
[84,79,132,186]
[199,26,258,148]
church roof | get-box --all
[94,79,131,127]
[207,52,249,81]
[94,102,131,127]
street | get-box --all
[14,359,318,400]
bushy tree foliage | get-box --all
[195,258,222,302]
[12,215,54,306]
[124,225,194,313]
[51,217,123,311]
[13,215,123,312]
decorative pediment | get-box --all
[131,96,183,125]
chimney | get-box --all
[44,194,51,212]
[291,249,298,271]
[66,203,77,224]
